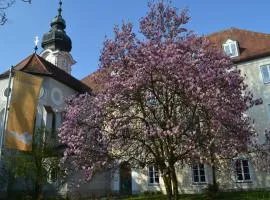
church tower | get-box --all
[40,0,75,74]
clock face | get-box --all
[61,59,69,72]
[63,59,68,67]
[51,87,63,106]
[4,88,11,97]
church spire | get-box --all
[58,0,63,16]
[40,0,76,74]
[41,0,72,52]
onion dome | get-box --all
[41,0,72,52]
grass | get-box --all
[6,190,270,199]
[120,190,270,200]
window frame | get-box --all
[222,39,239,58]
[191,164,207,185]
[260,64,270,84]
[234,159,252,183]
[148,166,160,185]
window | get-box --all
[55,111,65,130]
[261,65,270,83]
[235,159,251,182]
[265,126,270,144]
[192,164,206,184]
[147,96,157,106]
[52,112,56,133]
[146,91,158,106]
[148,166,159,184]
[223,39,239,57]
[51,167,58,182]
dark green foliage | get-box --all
[5,127,66,200]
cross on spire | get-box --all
[34,36,39,53]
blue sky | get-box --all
[0,0,270,80]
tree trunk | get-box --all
[210,146,218,193]
[7,170,14,199]
[212,165,217,187]
[210,150,218,193]
[33,157,43,200]
[34,179,42,200]
[211,165,219,194]
[162,174,173,200]
[171,166,179,200]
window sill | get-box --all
[263,81,270,84]
[235,180,252,183]
[192,182,208,185]
[229,55,239,58]
[148,183,160,186]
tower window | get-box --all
[223,39,239,58]
[261,64,270,83]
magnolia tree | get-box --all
[58,93,115,180]
[59,2,259,200]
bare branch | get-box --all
[0,0,31,25]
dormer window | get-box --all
[223,39,239,58]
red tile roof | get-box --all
[0,53,91,93]
[81,68,110,94]
[207,27,270,63]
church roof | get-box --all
[81,68,111,94]
[0,53,91,94]
[207,27,270,63]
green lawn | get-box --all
[120,190,270,200]
[7,190,270,200]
